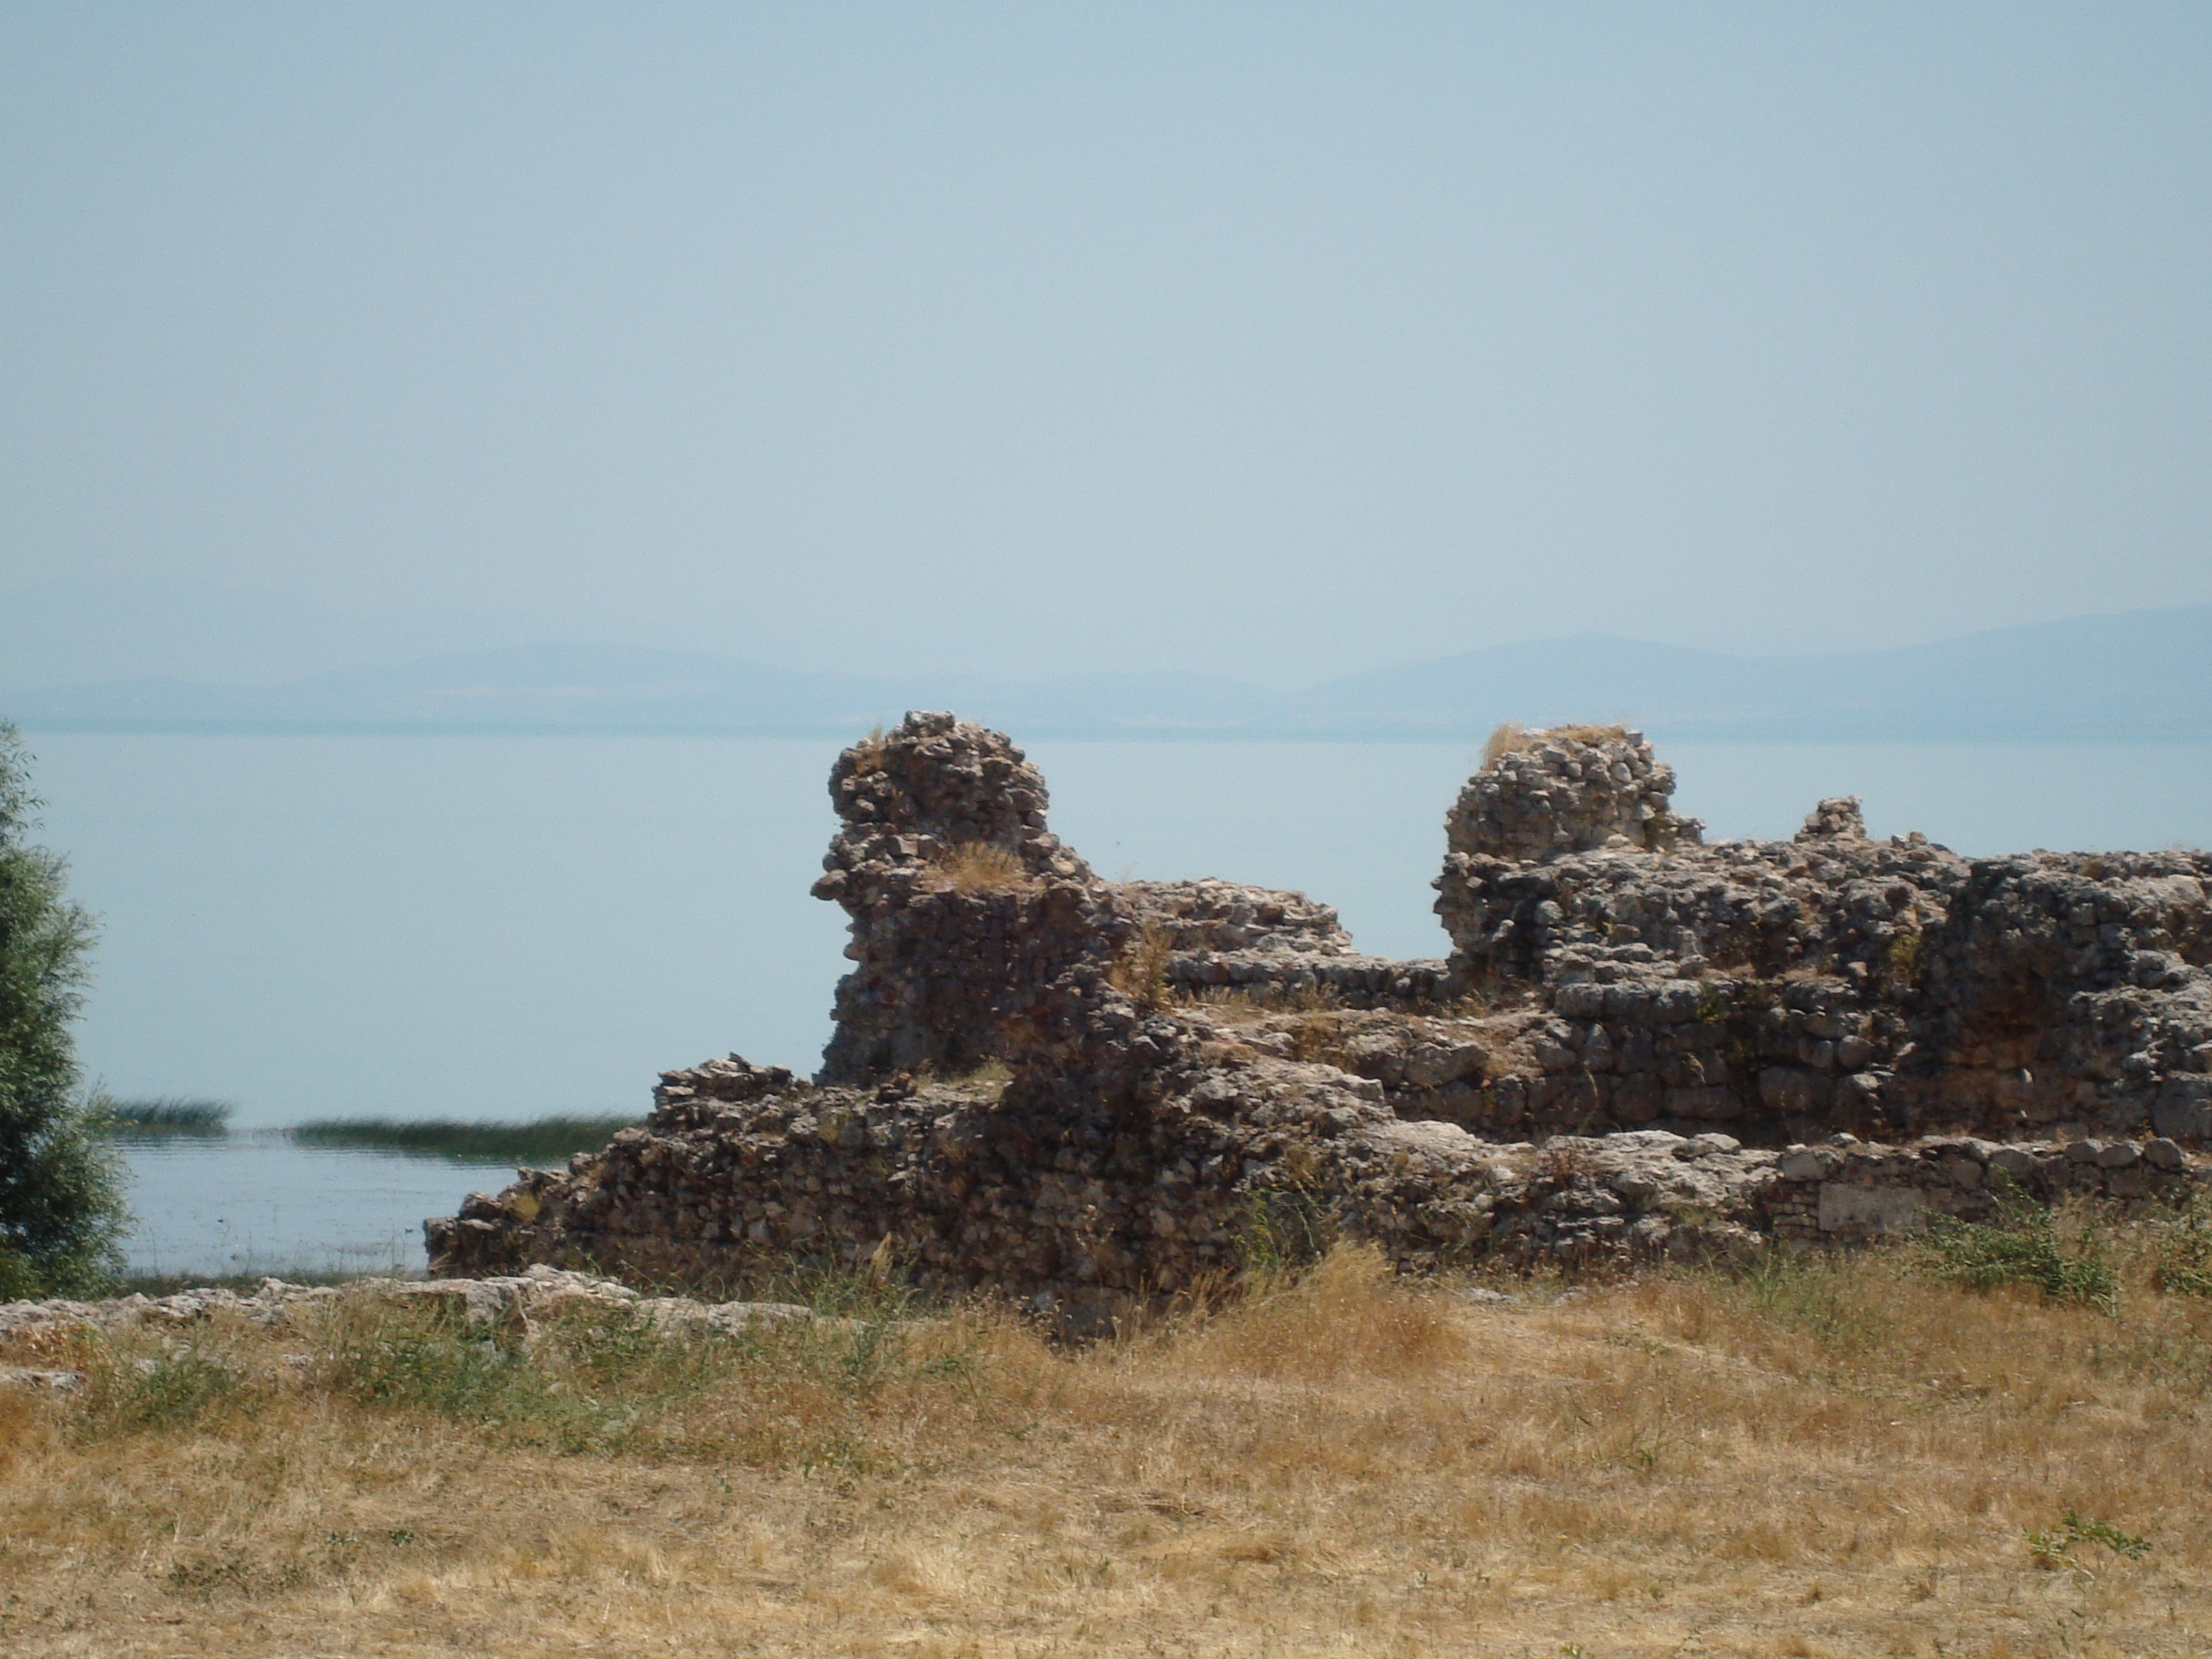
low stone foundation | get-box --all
[1766,1132,2201,1243]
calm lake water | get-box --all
[118,1135,519,1279]
[22,731,2210,1275]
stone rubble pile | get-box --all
[0,1277,353,1339]
[428,715,2212,1313]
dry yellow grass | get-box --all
[1109,922,1175,1009]
[1483,721,1632,768]
[848,725,889,774]
[4,1240,2210,1657]
[919,841,1032,895]
[1482,720,1532,768]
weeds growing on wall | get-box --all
[1918,1185,2119,1312]
[919,840,1031,895]
[1881,924,1924,990]
[1236,1185,1339,1277]
[1547,722,1629,747]
[1109,921,1173,1009]
[1480,721,1529,768]
[1481,720,1627,768]
[847,724,888,774]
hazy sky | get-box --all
[3,3,2206,684]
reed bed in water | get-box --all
[284,1115,639,1164]
[102,1097,234,1137]
[4,1221,2212,1657]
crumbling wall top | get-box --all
[1796,797,1869,842]
[1445,725,1702,865]
[1119,878,1357,958]
[823,709,1051,853]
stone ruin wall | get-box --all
[429,713,2212,1317]
[1431,725,2212,1149]
[808,711,1129,1084]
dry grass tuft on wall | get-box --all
[1481,719,1531,767]
[918,839,1032,894]
[1481,721,1631,769]
[7,1227,2212,1656]
[1549,721,1629,747]
[847,724,889,774]
[1108,921,1175,1008]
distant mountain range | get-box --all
[4,603,2206,742]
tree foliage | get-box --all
[0,721,125,1295]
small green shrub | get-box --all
[315,1288,967,1462]
[119,1352,243,1429]
[1882,926,1924,989]
[1919,1187,2117,1313]
[764,1243,915,1323]
[74,1344,253,1436]
[2023,1509,2151,1574]
[2150,1190,2212,1298]
[322,1302,691,1452]
[347,1319,642,1452]
[335,1316,532,1418]
[1239,1186,1338,1278]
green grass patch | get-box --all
[286,1115,637,1164]
[1724,1245,1898,1357]
[316,1294,978,1467]
[2150,1190,2212,1298]
[74,1343,257,1436]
